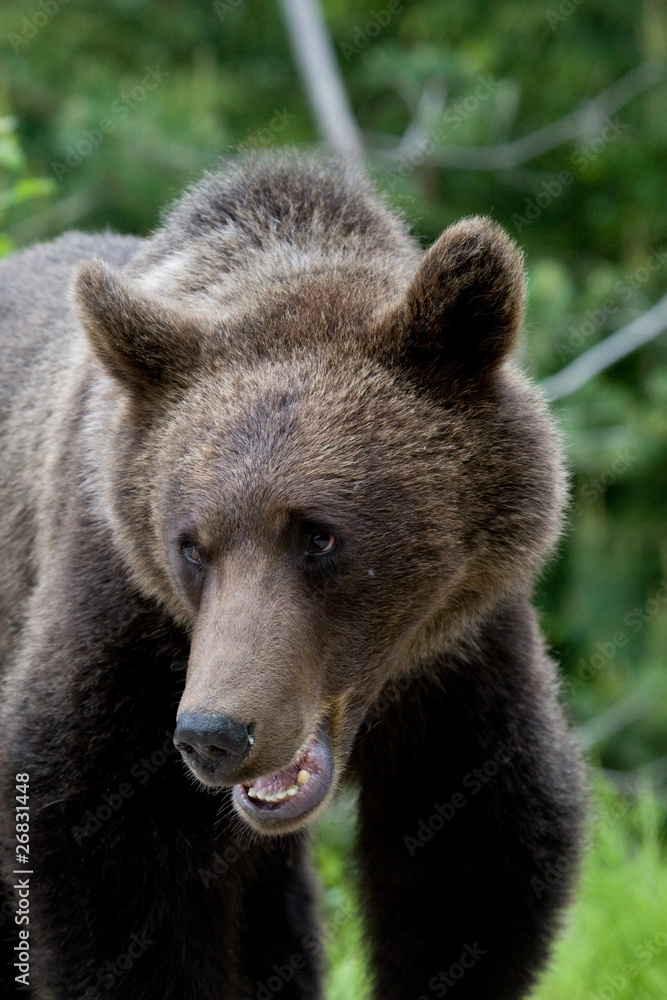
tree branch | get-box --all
[274,6,665,403]
[577,690,653,750]
[543,292,667,400]
[374,60,665,171]
[396,76,447,156]
[277,0,363,156]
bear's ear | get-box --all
[72,259,209,393]
[379,217,526,387]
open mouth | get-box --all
[233,722,334,830]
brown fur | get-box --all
[0,153,583,999]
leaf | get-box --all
[0,136,25,173]
[0,177,56,212]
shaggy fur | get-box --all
[0,154,584,999]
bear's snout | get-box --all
[174,709,253,782]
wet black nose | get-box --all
[174,710,252,766]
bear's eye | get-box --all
[307,531,336,555]
[182,543,203,568]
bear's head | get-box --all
[72,215,565,835]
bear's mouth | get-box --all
[233,722,334,831]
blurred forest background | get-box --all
[1,0,666,996]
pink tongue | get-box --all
[250,763,300,798]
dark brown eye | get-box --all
[183,543,203,567]
[307,531,336,555]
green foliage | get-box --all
[313,791,370,1000]
[532,778,667,999]
[0,115,54,255]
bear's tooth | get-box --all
[247,787,258,798]
[296,769,310,785]
[286,786,298,797]
[277,789,287,800]
[255,788,268,801]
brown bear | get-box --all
[0,153,584,999]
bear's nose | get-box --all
[174,710,252,765]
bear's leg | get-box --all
[0,552,321,999]
[352,598,585,1000]
[235,842,323,999]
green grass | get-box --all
[312,779,667,1000]
[313,790,370,1000]
[531,780,667,1000]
